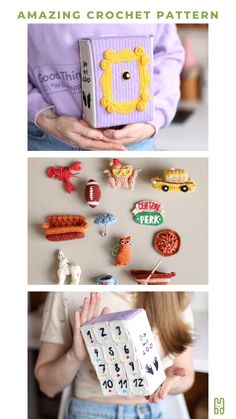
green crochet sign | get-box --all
[132,201,164,226]
[134,211,164,226]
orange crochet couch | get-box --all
[42,215,89,241]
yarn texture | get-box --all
[104,159,140,191]
[100,46,151,114]
[47,162,81,193]
[115,236,132,266]
[151,168,196,192]
[42,215,89,241]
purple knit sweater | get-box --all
[28,23,184,133]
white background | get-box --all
[1,0,236,418]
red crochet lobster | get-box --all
[47,162,81,193]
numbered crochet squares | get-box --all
[79,36,154,128]
[81,309,166,396]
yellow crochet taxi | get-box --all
[151,168,196,193]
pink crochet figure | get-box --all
[104,159,140,191]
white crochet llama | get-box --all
[57,250,81,285]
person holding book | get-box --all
[35,292,194,418]
[28,24,184,151]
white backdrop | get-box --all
[1,0,235,418]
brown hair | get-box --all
[136,292,194,356]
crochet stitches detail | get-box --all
[47,162,81,193]
[100,46,151,114]
[151,168,196,193]
[115,236,132,266]
[154,230,180,256]
[104,159,140,190]
[42,215,89,241]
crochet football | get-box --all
[151,168,196,192]
[41,215,89,241]
[85,179,101,208]
[81,309,166,396]
[79,36,154,128]
[104,159,141,191]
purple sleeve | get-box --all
[148,24,185,133]
[28,78,55,125]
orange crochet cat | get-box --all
[115,236,132,266]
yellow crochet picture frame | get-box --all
[100,46,151,114]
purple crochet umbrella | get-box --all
[94,213,118,237]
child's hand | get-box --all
[103,123,155,146]
[36,109,126,151]
[70,293,109,364]
[146,366,187,404]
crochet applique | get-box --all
[47,162,81,193]
[42,215,89,241]
[100,46,151,114]
[151,168,196,192]
[79,36,153,128]
[85,179,101,208]
[154,230,180,256]
[132,201,164,226]
[97,275,118,285]
[130,269,176,285]
[57,250,81,285]
[112,236,132,266]
[94,214,117,237]
[104,159,141,191]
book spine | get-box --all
[79,40,97,127]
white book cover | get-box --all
[81,309,166,396]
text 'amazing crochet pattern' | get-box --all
[79,36,154,128]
